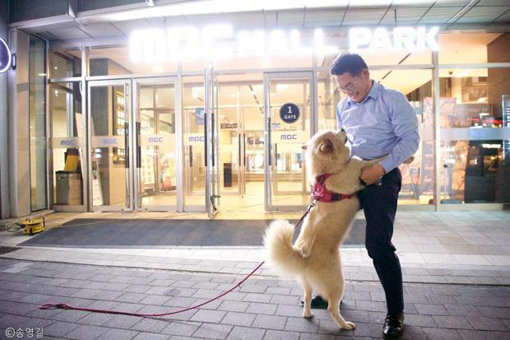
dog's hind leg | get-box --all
[301,279,314,320]
[327,294,355,330]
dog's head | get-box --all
[302,130,350,176]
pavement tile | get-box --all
[102,315,144,329]
[458,330,510,340]
[190,309,226,323]
[477,306,510,319]
[193,323,232,339]
[243,293,271,303]
[466,316,509,331]
[415,303,449,315]
[131,317,169,333]
[116,293,146,303]
[218,300,250,313]
[403,313,436,327]
[40,321,80,338]
[161,320,200,336]
[246,303,277,315]
[132,332,170,340]
[95,328,139,340]
[284,316,319,333]
[263,329,300,340]
[77,312,114,326]
[421,327,463,340]
[66,324,109,340]
[432,315,472,329]
[226,325,266,340]
[221,312,257,327]
[252,314,287,330]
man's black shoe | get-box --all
[299,295,341,309]
[383,312,404,339]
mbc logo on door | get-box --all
[148,137,164,143]
[103,138,118,145]
[280,134,297,140]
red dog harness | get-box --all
[313,173,352,202]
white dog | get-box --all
[264,129,382,330]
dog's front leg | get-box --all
[301,279,314,320]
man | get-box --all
[303,53,419,339]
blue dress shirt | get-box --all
[336,80,420,173]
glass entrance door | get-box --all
[134,78,178,211]
[264,73,314,210]
[88,80,132,211]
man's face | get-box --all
[335,69,371,103]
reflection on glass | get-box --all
[90,85,127,208]
[440,69,510,204]
[50,83,84,207]
[138,84,176,208]
[29,36,48,211]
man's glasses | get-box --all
[338,79,358,93]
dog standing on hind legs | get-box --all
[264,129,383,331]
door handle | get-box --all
[211,112,215,167]
[124,122,129,169]
[267,117,271,166]
[189,145,193,167]
[136,122,141,169]
[204,110,208,167]
[238,133,241,165]
[243,133,246,167]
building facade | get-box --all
[1,0,510,218]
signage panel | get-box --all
[272,131,306,144]
[91,136,125,148]
[52,137,82,148]
[280,103,300,124]
[0,38,12,73]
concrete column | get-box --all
[8,29,31,217]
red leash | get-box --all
[40,201,316,317]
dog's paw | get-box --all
[341,321,356,330]
[303,312,314,320]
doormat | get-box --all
[19,219,365,248]
[0,247,20,255]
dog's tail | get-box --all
[263,220,305,276]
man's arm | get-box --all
[378,92,420,173]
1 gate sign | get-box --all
[280,103,300,124]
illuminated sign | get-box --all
[0,38,12,73]
[280,103,300,124]
[130,25,338,62]
[349,26,439,52]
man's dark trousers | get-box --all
[358,168,404,315]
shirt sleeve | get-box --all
[379,92,420,173]
[336,101,343,130]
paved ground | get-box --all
[0,210,509,339]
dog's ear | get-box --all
[319,138,334,154]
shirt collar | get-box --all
[346,80,379,106]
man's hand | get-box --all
[360,164,386,186]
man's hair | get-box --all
[330,53,368,76]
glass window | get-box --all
[320,66,434,205]
[439,32,510,64]
[439,68,510,204]
[49,82,84,207]
[29,35,48,211]
[49,50,81,78]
